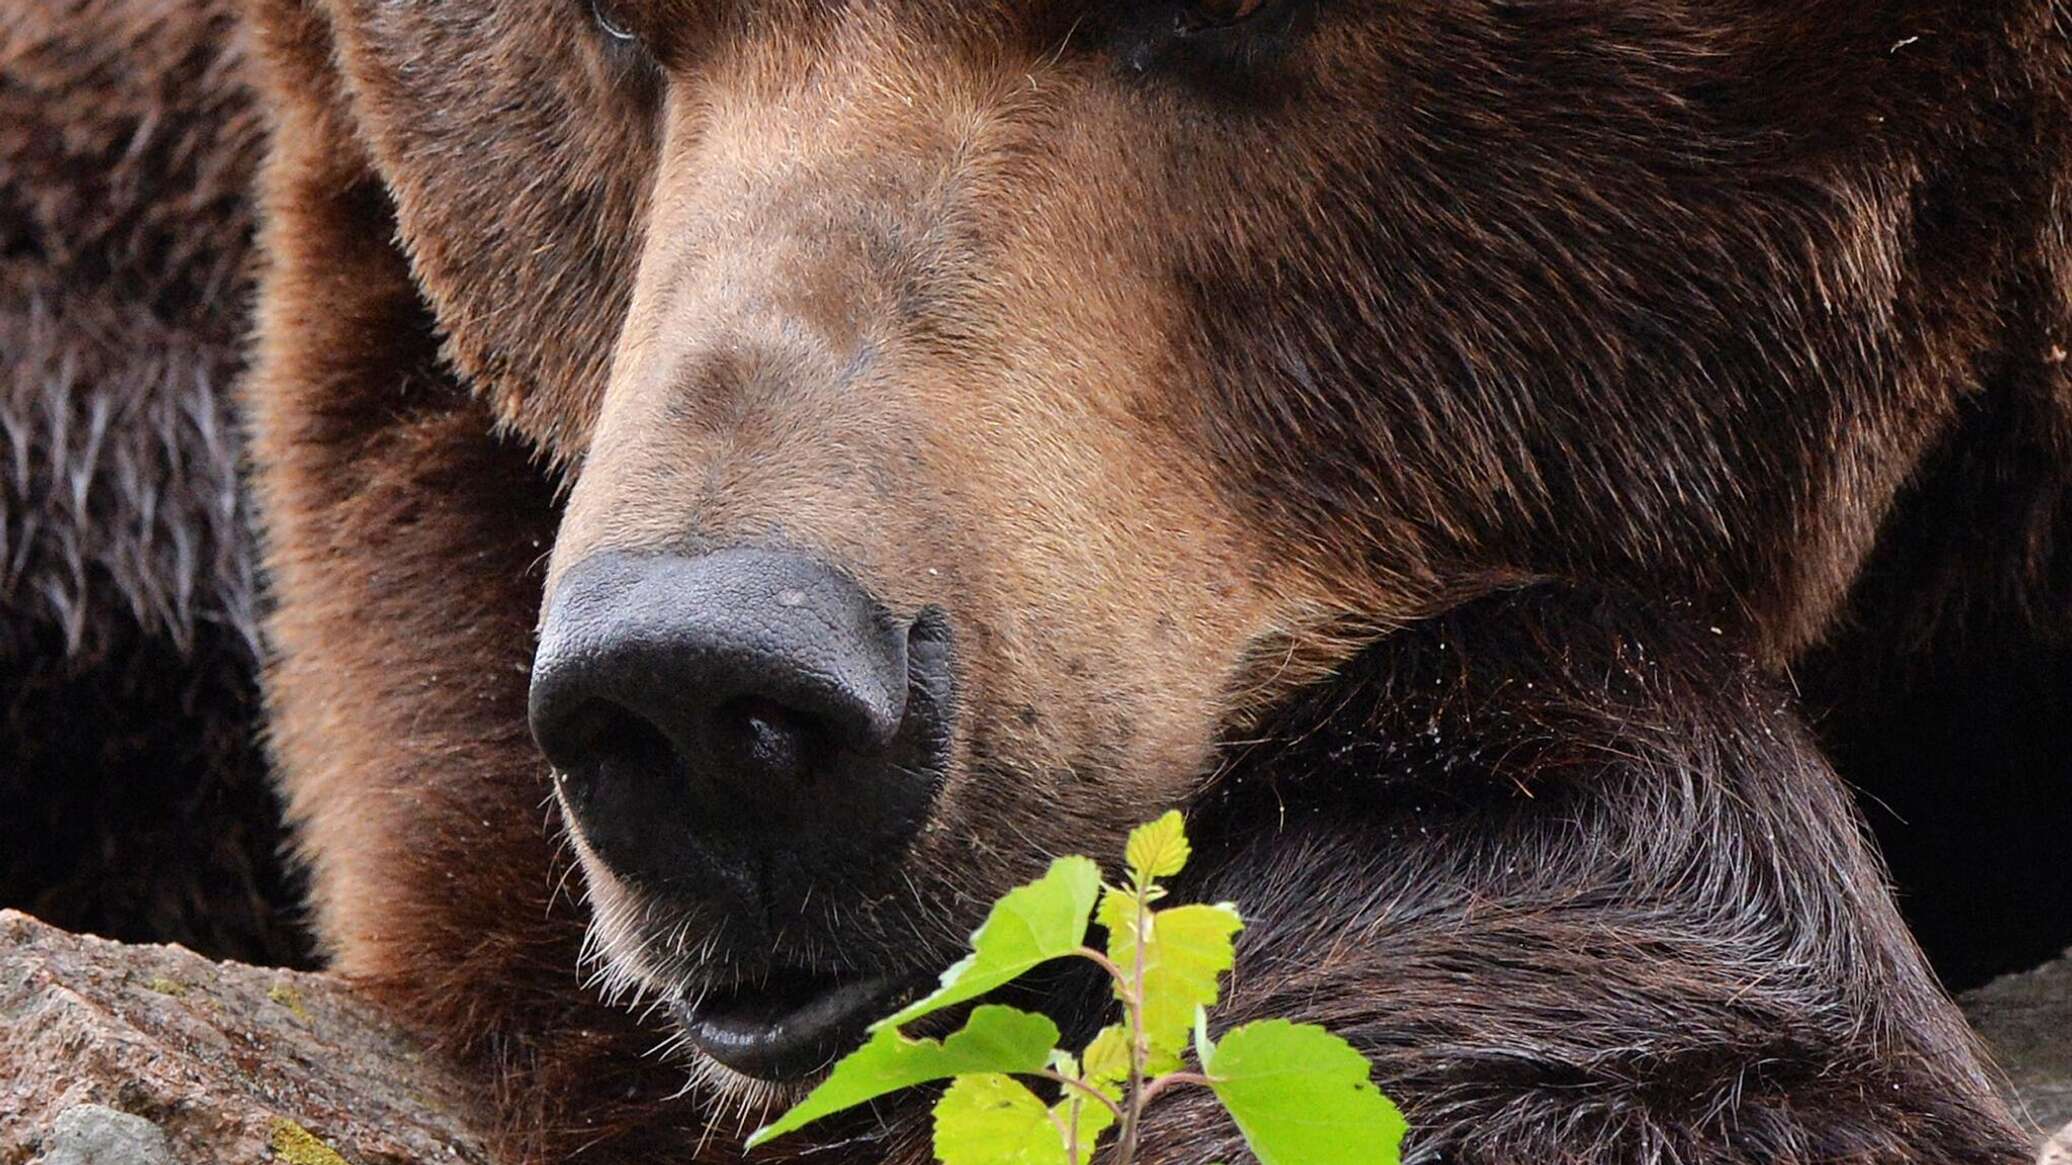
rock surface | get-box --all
[39,1106,179,1165]
[0,910,487,1165]
[1964,947,2072,1143]
[2041,1123,2072,1165]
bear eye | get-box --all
[589,0,638,43]
[1116,0,1305,87]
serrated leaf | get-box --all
[933,1074,1068,1165]
[880,856,1102,1030]
[1080,1024,1130,1085]
[1124,810,1190,885]
[1204,1019,1406,1165]
[1098,892,1243,1072]
[746,1005,1059,1148]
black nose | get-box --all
[529,549,950,905]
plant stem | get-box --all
[1138,1072,1212,1106]
[1047,1106,1076,1165]
[1075,945,1129,988]
[1038,1071,1126,1124]
[1110,876,1155,1165]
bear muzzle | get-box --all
[528,546,955,1078]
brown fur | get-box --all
[12,0,2070,1160]
[1,0,306,965]
[242,0,2067,1161]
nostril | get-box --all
[541,698,678,813]
[540,696,707,894]
[535,698,610,770]
[713,696,832,789]
[529,549,952,903]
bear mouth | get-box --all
[668,964,928,1081]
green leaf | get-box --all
[746,1006,1060,1148]
[1098,892,1243,1072]
[1052,1081,1119,1165]
[1080,1024,1130,1086]
[1124,810,1190,885]
[1204,1019,1406,1165]
[933,1074,1069,1165]
[880,856,1103,1030]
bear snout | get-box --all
[528,547,954,915]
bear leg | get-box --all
[1146,586,2028,1164]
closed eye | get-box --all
[1111,0,1315,97]
[589,0,638,42]
[1184,0,1274,30]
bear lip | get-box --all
[670,965,922,1081]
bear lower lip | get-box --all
[671,967,917,1081]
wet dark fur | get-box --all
[1171,586,2024,1163]
[3,0,2067,1161]
[0,0,306,964]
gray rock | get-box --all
[0,911,487,1165]
[38,1106,178,1165]
[1963,948,2072,1143]
[2040,1122,2071,1165]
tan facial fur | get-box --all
[543,11,1338,1026]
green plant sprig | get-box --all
[746,812,1406,1165]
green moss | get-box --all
[269,1118,349,1165]
[267,982,311,1020]
[143,976,188,997]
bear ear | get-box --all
[244,0,653,467]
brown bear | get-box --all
[10,0,2072,1161]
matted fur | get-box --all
[1,0,259,660]
[1,0,305,964]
